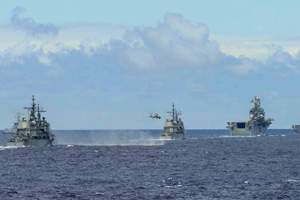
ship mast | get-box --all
[23,95,37,123]
[252,96,261,109]
[176,110,182,121]
[172,103,175,121]
[249,96,266,122]
[166,103,182,121]
[167,103,176,121]
[37,104,46,124]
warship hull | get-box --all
[227,96,273,137]
[6,139,53,147]
[292,125,300,133]
[228,122,269,136]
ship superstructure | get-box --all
[160,103,185,139]
[227,96,273,136]
[6,95,55,147]
[3,113,21,134]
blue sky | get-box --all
[2,0,300,36]
[0,1,299,129]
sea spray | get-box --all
[54,130,165,146]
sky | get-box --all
[0,0,299,129]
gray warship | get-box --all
[227,96,273,136]
[159,103,185,139]
[6,95,55,147]
[292,125,300,133]
[3,113,21,134]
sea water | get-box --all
[0,129,299,199]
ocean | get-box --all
[0,129,300,199]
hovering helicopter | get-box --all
[149,113,161,119]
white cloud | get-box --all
[116,13,227,70]
[229,56,260,76]
[37,55,52,66]
[266,48,300,76]
[0,41,35,66]
[1,12,300,129]
[0,11,299,78]
[212,34,300,61]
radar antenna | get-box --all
[167,103,176,121]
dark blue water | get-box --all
[1,129,300,199]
